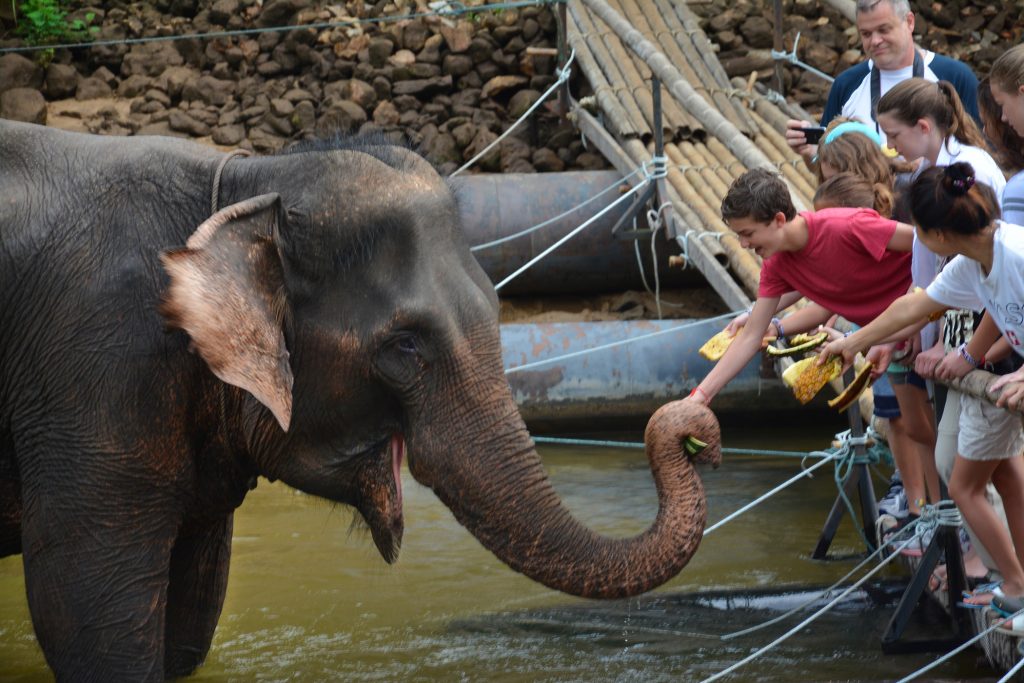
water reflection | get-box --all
[0,430,999,681]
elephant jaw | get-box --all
[356,433,405,564]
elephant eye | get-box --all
[396,335,418,354]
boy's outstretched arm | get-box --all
[691,296,780,405]
[887,222,915,252]
[818,289,947,370]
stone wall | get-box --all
[0,0,609,174]
[690,0,1024,117]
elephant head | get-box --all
[160,139,720,597]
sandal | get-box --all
[992,611,1024,637]
[959,582,1004,609]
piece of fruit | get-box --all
[782,356,843,404]
[683,435,708,456]
[699,330,734,361]
[765,331,829,357]
[828,361,874,412]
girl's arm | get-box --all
[772,302,833,336]
[886,222,916,252]
[818,290,947,369]
[692,296,781,405]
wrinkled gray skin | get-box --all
[0,120,718,681]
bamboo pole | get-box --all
[675,141,733,197]
[577,0,808,212]
[568,4,649,138]
[572,2,664,142]
[690,141,742,187]
[573,103,750,308]
[822,0,856,23]
[650,0,755,136]
[664,144,725,215]
[626,139,761,298]
[607,0,701,138]
[568,22,641,138]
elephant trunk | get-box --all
[409,396,721,599]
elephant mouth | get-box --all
[356,433,406,564]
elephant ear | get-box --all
[160,193,294,431]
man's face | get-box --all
[856,1,915,71]
[728,215,785,259]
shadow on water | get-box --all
[447,582,994,683]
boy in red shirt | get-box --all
[688,168,915,406]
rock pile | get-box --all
[0,0,607,174]
[690,0,1024,117]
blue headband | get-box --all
[822,121,883,147]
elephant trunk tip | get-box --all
[646,399,722,469]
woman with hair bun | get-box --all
[821,162,1024,629]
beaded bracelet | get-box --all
[770,317,785,338]
[958,342,984,368]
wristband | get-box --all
[770,317,785,338]
[958,342,984,368]
[689,386,710,404]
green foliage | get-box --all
[15,0,98,47]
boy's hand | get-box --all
[725,311,748,337]
[816,324,845,343]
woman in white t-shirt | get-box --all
[821,162,1024,630]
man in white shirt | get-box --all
[784,0,979,161]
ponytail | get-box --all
[877,78,987,150]
[908,162,999,236]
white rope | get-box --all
[675,229,726,269]
[770,32,836,84]
[647,201,672,319]
[450,49,576,177]
[504,309,740,374]
[700,532,920,683]
[998,651,1024,683]
[493,173,648,291]
[895,607,1024,682]
[702,448,840,537]
[470,166,642,252]
[721,519,927,640]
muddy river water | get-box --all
[0,422,999,681]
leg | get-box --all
[991,457,1024,579]
[19,455,179,681]
[892,380,940,503]
[950,456,1024,599]
[164,514,233,677]
[888,416,927,515]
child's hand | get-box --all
[865,343,895,379]
[815,324,845,343]
[817,337,855,373]
[933,349,973,381]
[992,368,1024,410]
[725,311,748,337]
[915,343,948,379]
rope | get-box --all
[493,167,646,291]
[531,435,833,459]
[894,607,1024,682]
[647,200,672,319]
[469,167,642,252]
[504,309,739,372]
[0,0,562,54]
[702,448,840,536]
[700,531,920,683]
[210,149,251,213]
[675,229,727,269]
[998,650,1024,683]
[450,48,576,178]
[770,31,836,84]
[721,517,926,640]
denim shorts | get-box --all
[888,368,927,390]
[872,373,900,419]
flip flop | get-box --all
[992,591,1024,616]
[960,582,1004,608]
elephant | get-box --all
[0,119,722,680]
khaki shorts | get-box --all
[958,393,1024,461]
